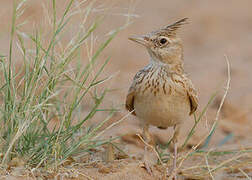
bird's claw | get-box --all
[166,167,177,180]
[140,161,153,176]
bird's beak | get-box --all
[128,35,150,47]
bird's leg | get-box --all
[172,125,180,173]
[142,123,154,175]
[143,123,154,145]
[167,124,180,180]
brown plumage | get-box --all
[125,18,198,178]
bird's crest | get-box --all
[154,18,189,37]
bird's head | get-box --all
[129,18,188,66]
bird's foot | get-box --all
[166,167,177,180]
[140,160,153,175]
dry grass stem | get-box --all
[208,153,248,174]
[205,154,214,180]
[238,168,252,180]
[208,54,231,134]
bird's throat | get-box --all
[150,58,184,75]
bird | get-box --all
[125,18,198,178]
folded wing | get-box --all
[125,67,151,115]
[184,76,198,115]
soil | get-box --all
[1,0,252,179]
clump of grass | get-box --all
[0,0,120,169]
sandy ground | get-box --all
[1,0,252,179]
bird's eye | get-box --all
[159,38,167,45]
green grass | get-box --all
[0,0,119,169]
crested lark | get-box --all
[125,18,198,177]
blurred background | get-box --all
[0,0,252,177]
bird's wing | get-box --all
[183,75,198,115]
[126,86,136,115]
[172,74,198,115]
[125,68,150,115]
